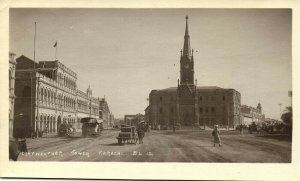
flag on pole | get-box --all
[53,41,57,47]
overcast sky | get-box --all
[10,8,291,119]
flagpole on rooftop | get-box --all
[31,22,37,134]
[34,22,37,69]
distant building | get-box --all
[147,16,242,130]
[76,87,99,130]
[264,117,280,125]
[9,52,17,139]
[124,114,145,126]
[240,103,265,126]
[112,118,123,128]
[99,98,114,129]
[13,55,113,137]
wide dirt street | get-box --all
[18,129,291,162]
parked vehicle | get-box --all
[81,117,103,137]
[58,122,74,137]
[116,126,138,144]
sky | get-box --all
[9,8,292,119]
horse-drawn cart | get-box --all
[116,126,138,144]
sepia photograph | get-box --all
[1,2,299,180]
[8,8,292,162]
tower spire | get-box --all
[185,16,189,36]
[183,15,191,58]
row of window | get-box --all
[39,88,101,114]
[158,106,228,114]
[158,95,227,102]
[199,107,215,113]
[77,102,99,114]
[38,87,76,109]
[56,72,76,90]
[199,95,226,101]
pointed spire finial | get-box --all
[185,15,189,36]
[183,15,191,58]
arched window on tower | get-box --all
[45,89,47,104]
[48,90,51,104]
[50,91,53,105]
[38,87,41,101]
[41,87,44,102]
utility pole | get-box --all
[30,22,37,135]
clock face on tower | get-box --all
[184,64,189,69]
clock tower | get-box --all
[178,16,199,126]
[180,16,194,85]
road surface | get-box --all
[18,129,291,162]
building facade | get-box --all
[13,55,110,137]
[149,87,241,129]
[241,103,265,126]
[9,52,17,139]
[147,16,242,130]
[76,87,100,130]
[99,98,114,129]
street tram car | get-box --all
[116,125,138,144]
[81,117,103,137]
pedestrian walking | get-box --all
[240,124,243,135]
[212,125,222,147]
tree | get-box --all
[281,106,292,135]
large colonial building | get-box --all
[13,55,114,137]
[147,16,242,129]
